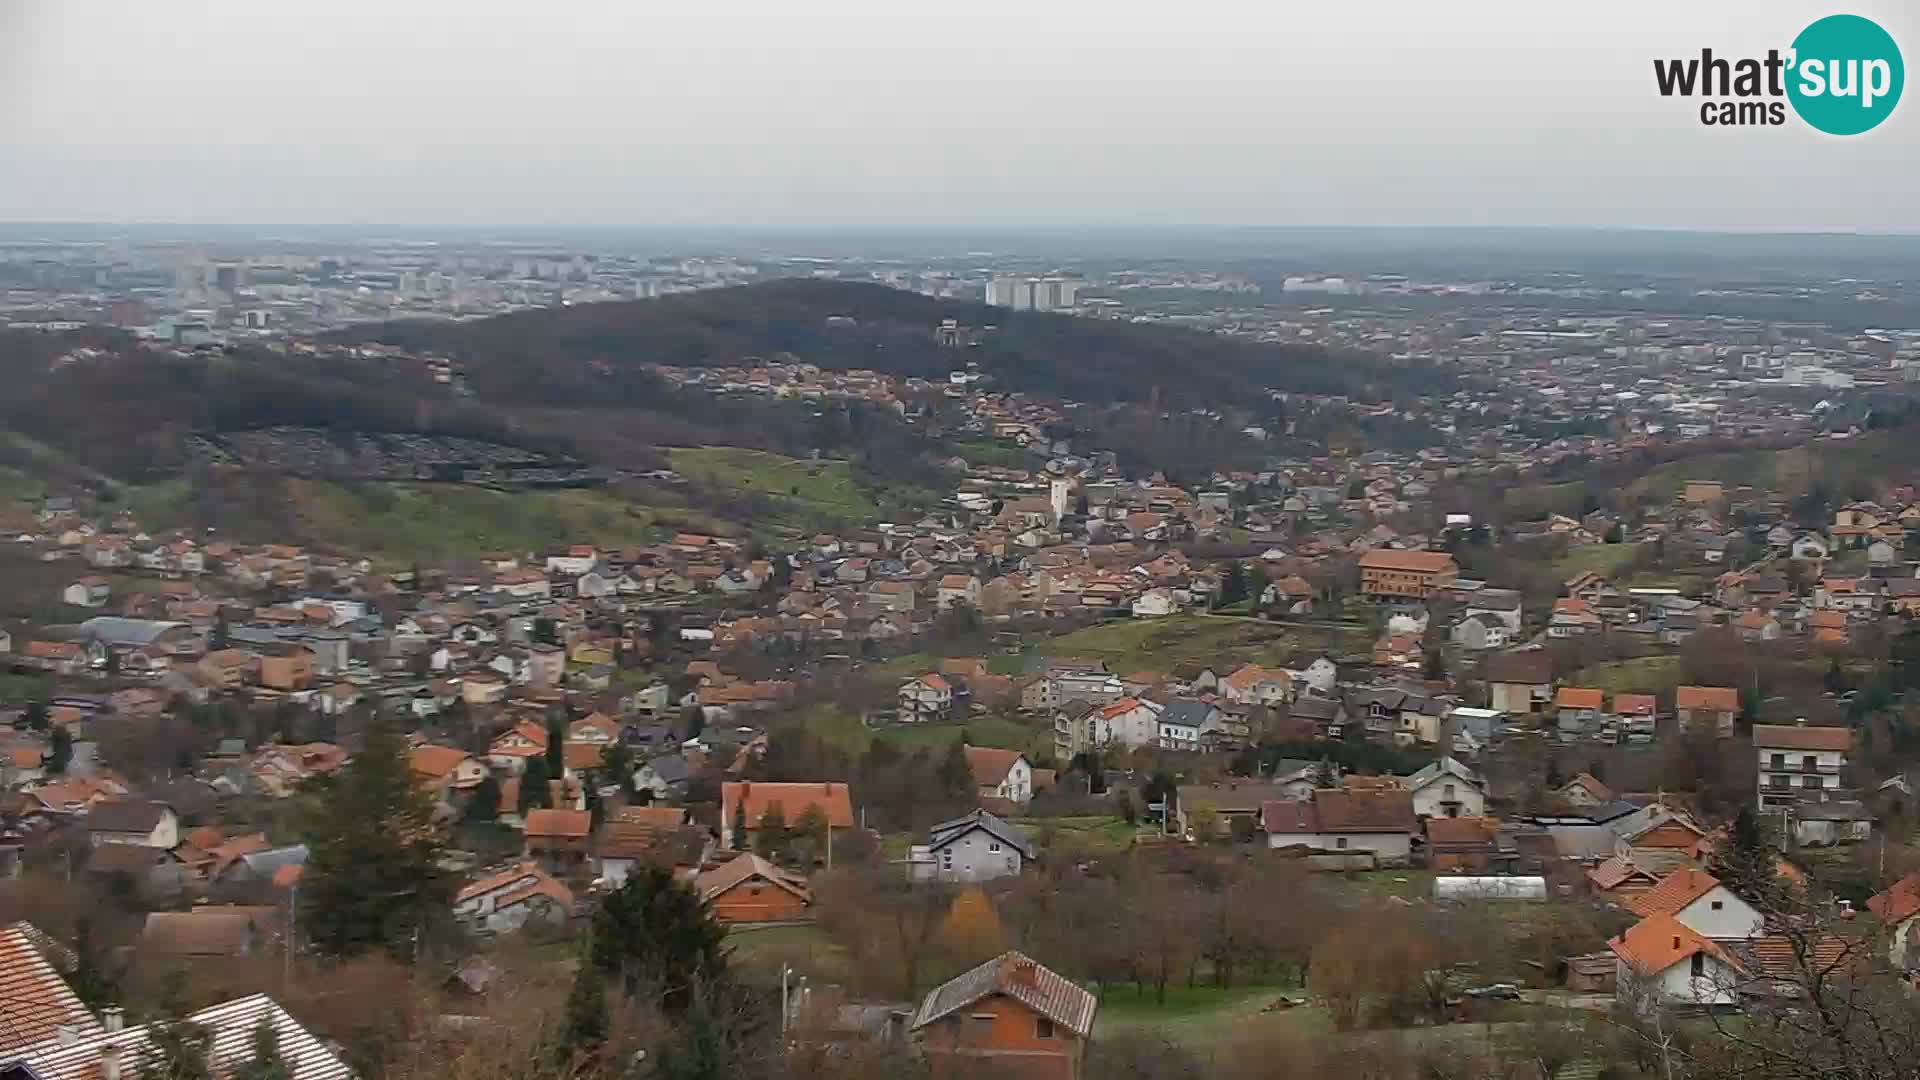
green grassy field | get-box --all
[126,477,717,563]
[793,705,1053,761]
[1016,815,1141,853]
[1549,544,1639,579]
[726,923,850,982]
[1034,614,1366,672]
[668,446,923,537]
[952,441,1037,470]
[1571,656,1683,695]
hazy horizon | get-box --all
[4,2,1917,231]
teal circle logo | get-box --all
[1787,14,1903,135]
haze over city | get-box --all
[4,0,1918,230]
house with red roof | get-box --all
[899,673,954,722]
[965,746,1032,806]
[1609,913,1744,1006]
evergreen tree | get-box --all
[558,938,608,1065]
[585,779,605,829]
[25,701,49,732]
[48,726,72,775]
[754,803,789,860]
[1422,647,1447,681]
[68,917,117,1011]
[1219,562,1248,607]
[464,772,501,823]
[1711,805,1778,899]
[603,741,637,799]
[521,757,553,814]
[939,740,974,796]
[300,716,451,958]
[210,614,230,651]
[730,797,749,851]
[230,1020,289,1080]
[790,804,829,866]
[532,617,558,646]
[544,712,566,777]
[589,866,729,1014]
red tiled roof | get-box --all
[1609,912,1743,977]
[1358,549,1458,574]
[1752,724,1850,752]
[1869,871,1920,925]
[1626,867,1724,919]
[1676,686,1739,711]
[720,782,854,831]
[964,745,1025,787]
[523,808,591,840]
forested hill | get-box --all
[334,278,1452,408]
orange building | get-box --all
[909,952,1097,1080]
[1358,549,1459,600]
[719,781,854,851]
[695,853,812,924]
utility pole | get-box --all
[284,883,296,991]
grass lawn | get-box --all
[1572,656,1683,695]
[1095,982,1320,1044]
[879,715,1052,761]
[1016,815,1140,853]
[793,705,1052,761]
[1317,869,1436,902]
[669,447,923,533]
[952,441,1037,470]
[726,923,850,982]
[1037,614,1366,672]
[126,476,714,563]
[1549,544,1639,579]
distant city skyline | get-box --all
[3,2,1917,230]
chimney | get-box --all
[1012,959,1038,987]
[55,1026,78,1047]
[548,780,566,808]
[103,1006,124,1033]
[100,1041,122,1080]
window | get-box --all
[1335,837,1348,849]
[989,842,1001,853]
[1770,753,1786,769]
[1804,775,1822,789]
[1035,1017,1056,1039]
[1710,900,1723,911]
[1690,953,1705,977]
[1802,755,1818,771]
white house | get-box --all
[1610,913,1743,1008]
[1260,789,1417,867]
[898,673,955,722]
[1753,722,1849,812]
[1156,701,1222,750]
[452,862,574,935]
[1627,868,1764,941]
[1289,656,1339,695]
[909,810,1036,883]
[1131,588,1178,618]
[85,800,180,849]
[1400,757,1487,819]
[964,746,1032,806]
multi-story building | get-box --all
[1753,722,1850,811]
[1358,549,1460,600]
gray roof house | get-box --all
[909,810,1036,883]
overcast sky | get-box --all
[1,1,1915,230]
